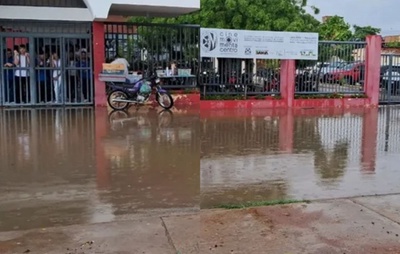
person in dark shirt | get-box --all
[76,50,91,102]
[36,51,51,103]
[3,48,15,103]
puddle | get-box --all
[201,107,400,208]
[0,108,199,231]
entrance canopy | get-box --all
[86,0,200,19]
[0,0,200,21]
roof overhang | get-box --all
[83,0,200,20]
[0,0,200,22]
[0,6,93,22]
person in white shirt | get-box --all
[51,51,62,103]
[13,44,30,103]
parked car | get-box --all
[381,65,400,94]
[326,62,365,85]
[316,62,347,81]
[358,65,392,88]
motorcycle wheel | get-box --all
[156,92,174,110]
[108,90,130,110]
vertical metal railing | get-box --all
[380,54,400,104]
[295,41,367,96]
[0,21,93,107]
[199,58,281,99]
[104,22,200,90]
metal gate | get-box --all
[0,21,93,107]
[380,54,400,104]
[104,22,200,90]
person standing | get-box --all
[51,50,62,103]
[76,50,91,102]
[13,44,30,103]
[3,48,14,103]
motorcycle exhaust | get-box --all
[111,98,136,103]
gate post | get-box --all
[280,60,296,108]
[365,35,382,106]
[93,21,106,106]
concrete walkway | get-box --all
[1,195,400,254]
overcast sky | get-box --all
[306,0,400,35]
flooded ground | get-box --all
[0,108,199,232]
[1,106,400,234]
[201,107,400,208]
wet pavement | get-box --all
[0,107,199,232]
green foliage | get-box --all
[130,0,320,32]
[318,16,352,41]
[385,42,400,48]
[353,25,381,41]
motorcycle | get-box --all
[107,71,174,111]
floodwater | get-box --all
[0,108,199,232]
[1,106,400,232]
[201,107,400,208]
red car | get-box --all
[327,62,365,85]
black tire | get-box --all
[156,92,174,110]
[108,90,130,110]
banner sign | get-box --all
[200,28,319,60]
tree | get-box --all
[318,16,352,41]
[130,0,320,32]
[173,0,320,32]
[352,25,381,41]
[128,0,322,72]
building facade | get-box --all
[0,0,200,107]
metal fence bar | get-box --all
[295,41,367,96]
[103,22,199,91]
[200,58,281,98]
[380,54,400,104]
[0,21,93,107]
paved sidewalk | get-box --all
[1,195,400,254]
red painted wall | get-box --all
[93,22,106,106]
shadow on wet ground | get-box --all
[201,107,400,208]
[0,107,199,232]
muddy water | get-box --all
[1,106,400,231]
[0,108,199,232]
[201,107,400,208]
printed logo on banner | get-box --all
[219,31,239,54]
[256,50,269,55]
[201,30,218,53]
[244,48,252,55]
[300,50,316,57]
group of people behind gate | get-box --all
[2,44,91,104]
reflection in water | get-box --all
[201,107,400,208]
[0,108,199,231]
